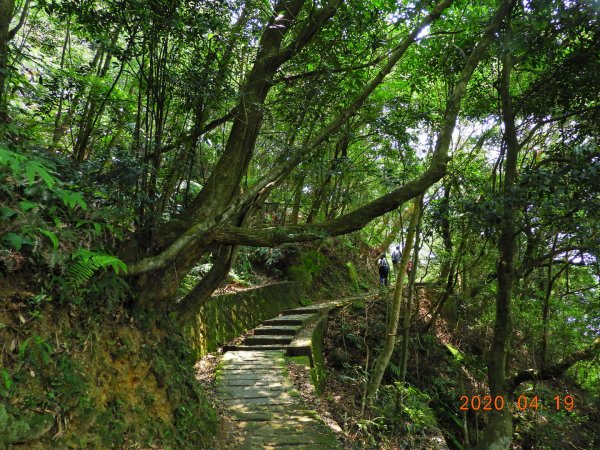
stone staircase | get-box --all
[215,302,348,449]
[223,305,327,353]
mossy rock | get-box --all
[285,265,313,291]
[345,262,360,291]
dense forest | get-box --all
[1,0,599,448]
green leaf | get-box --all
[0,147,23,172]
[67,249,128,287]
[37,228,59,250]
[25,160,56,188]
[2,232,33,251]
[19,201,38,212]
[19,337,32,358]
[0,369,12,390]
[0,207,16,220]
[56,189,87,210]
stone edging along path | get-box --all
[215,302,347,449]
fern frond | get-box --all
[67,250,127,288]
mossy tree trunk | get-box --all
[366,196,420,404]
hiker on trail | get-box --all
[406,260,413,277]
[378,252,390,286]
[391,245,400,274]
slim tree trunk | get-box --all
[306,134,347,224]
[366,197,421,404]
[439,182,453,281]
[399,195,423,382]
[540,235,557,366]
[289,173,305,225]
[51,16,71,148]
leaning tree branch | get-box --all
[230,0,456,214]
[211,0,513,248]
[124,0,454,276]
[516,242,600,279]
[276,54,387,83]
[8,0,30,40]
[509,336,600,392]
[211,159,444,246]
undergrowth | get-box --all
[1,147,217,447]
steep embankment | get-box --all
[0,234,373,448]
[313,288,600,449]
[0,274,217,449]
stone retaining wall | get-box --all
[184,282,303,358]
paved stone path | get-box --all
[217,351,339,449]
[216,304,343,449]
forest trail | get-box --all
[214,304,342,449]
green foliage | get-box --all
[574,360,600,394]
[0,148,56,188]
[1,145,129,305]
[0,370,12,398]
[67,249,127,288]
[378,383,437,432]
[0,0,598,446]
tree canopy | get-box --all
[1,0,599,448]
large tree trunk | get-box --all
[477,22,518,450]
[0,0,15,120]
[127,0,506,321]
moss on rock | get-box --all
[184,282,304,358]
[345,262,360,292]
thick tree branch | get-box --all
[276,54,387,83]
[509,336,600,392]
[230,0,456,215]
[174,244,236,323]
[211,0,512,248]
[211,161,443,245]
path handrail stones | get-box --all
[215,303,343,449]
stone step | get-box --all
[253,325,301,335]
[282,306,321,315]
[244,335,294,345]
[221,350,284,362]
[220,364,280,371]
[223,344,290,352]
[262,314,315,326]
